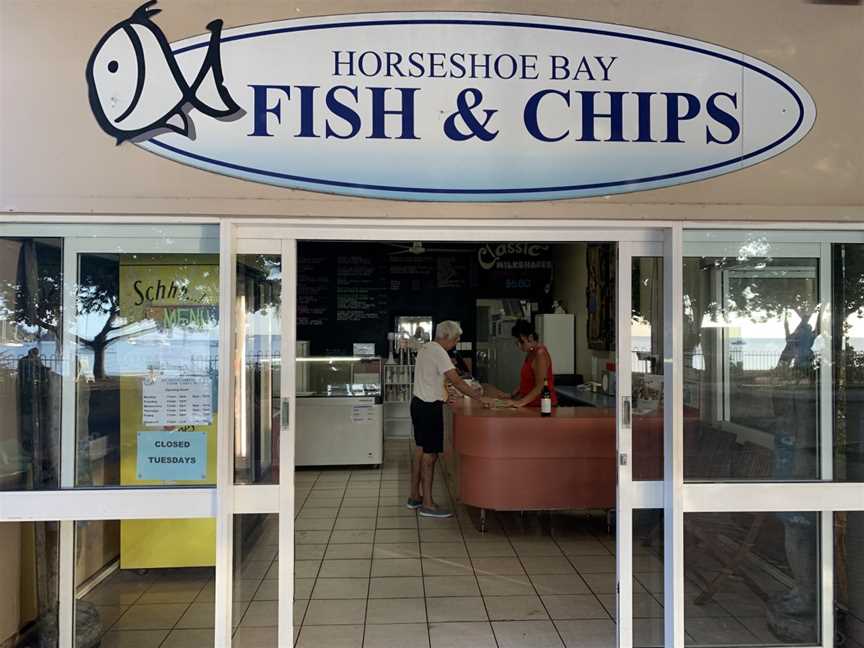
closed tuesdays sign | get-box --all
[87,7,815,201]
[137,431,207,481]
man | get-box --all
[407,320,490,518]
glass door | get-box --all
[618,241,666,648]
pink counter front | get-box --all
[444,401,620,514]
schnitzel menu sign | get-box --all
[87,3,816,201]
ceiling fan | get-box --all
[386,241,472,256]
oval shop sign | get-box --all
[86,3,816,201]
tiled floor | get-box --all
[78,439,813,647]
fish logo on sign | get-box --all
[85,1,241,144]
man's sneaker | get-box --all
[406,498,422,510]
[418,506,454,519]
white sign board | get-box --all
[87,8,815,202]
[142,377,213,426]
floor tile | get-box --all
[371,558,422,577]
[484,595,549,621]
[466,541,516,558]
[175,602,215,629]
[511,541,564,558]
[421,542,469,558]
[340,507,379,519]
[634,618,665,647]
[319,559,372,578]
[521,556,576,575]
[581,573,617,595]
[305,598,368,625]
[568,554,616,574]
[233,626,278,648]
[472,557,526,576]
[98,630,169,648]
[554,619,616,647]
[311,578,370,599]
[331,530,376,544]
[373,542,420,559]
[542,595,611,620]
[296,544,327,561]
[114,603,187,630]
[240,600,278,627]
[295,578,316,599]
[92,604,127,630]
[326,543,374,559]
[369,576,425,598]
[477,575,535,597]
[424,575,481,597]
[295,531,332,545]
[378,505,418,518]
[366,597,427,624]
[294,560,322,578]
[422,557,473,576]
[420,529,466,542]
[426,596,488,622]
[363,623,430,648]
[378,517,419,530]
[161,629,214,648]
[297,624,364,648]
[299,507,340,519]
[428,621,497,648]
[492,620,564,648]
[335,518,377,530]
[683,616,758,644]
[557,541,612,557]
[374,529,420,544]
[296,518,336,531]
[531,574,590,596]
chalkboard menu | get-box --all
[297,255,331,327]
[336,255,388,322]
[389,255,436,291]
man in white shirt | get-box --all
[408,320,490,518]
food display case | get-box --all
[295,357,383,466]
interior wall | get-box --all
[552,243,614,382]
[0,523,21,647]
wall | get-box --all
[552,243,614,382]
[0,523,21,647]
[1,0,862,221]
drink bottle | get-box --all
[540,379,552,417]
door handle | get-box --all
[281,398,290,428]
[622,395,631,428]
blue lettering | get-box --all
[577,91,626,142]
[595,56,618,81]
[325,86,361,139]
[247,84,291,137]
[550,55,569,80]
[633,92,657,142]
[295,85,319,138]
[706,92,740,144]
[332,50,355,76]
[524,89,570,142]
[520,54,539,80]
[663,92,700,143]
[368,87,420,140]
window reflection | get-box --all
[0,238,62,491]
[683,256,821,481]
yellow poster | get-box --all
[118,255,219,569]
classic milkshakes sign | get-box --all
[86,2,816,201]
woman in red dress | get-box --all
[486,319,557,408]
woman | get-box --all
[486,319,558,408]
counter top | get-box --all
[449,398,613,419]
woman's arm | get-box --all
[511,349,550,408]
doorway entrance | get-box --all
[231,223,667,648]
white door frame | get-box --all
[232,219,668,648]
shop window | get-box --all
[0,521,59,647]
[235,255,281,485]
[833,243,864,482]
[233,514,279,647]
[74,252,219,488]
[0,238,62,491]
[835,512,864,648]
[684,512,820,646]
[74,518,216,647]
[682,252,821,481]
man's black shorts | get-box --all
[410,396,444,454]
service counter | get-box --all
[443,401,619,524]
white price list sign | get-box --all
[143,377,213,426]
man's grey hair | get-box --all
[435,320,463,341]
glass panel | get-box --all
[683,251,821,481]
[74,251,219,487]
[74,518,216,647]
[235,255,282,485]
[684,512,819,646]
[233,514,279,647]
[634,509,665,647]
[0,521,59,647]
[836,512,864,648]
[632,257,664,481]
[0,237,62,490]
[833,243,864,482]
